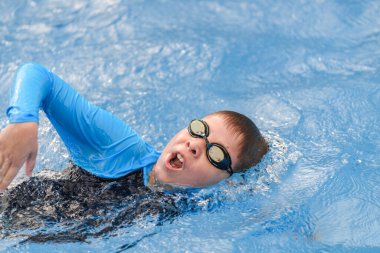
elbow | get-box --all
[16,62,53,86]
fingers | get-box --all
[0,156,11,183]
[0,165,20,191]
[0,157,13,191]
[25,151,37,176]
[0,152,3,169]
[0,153,4,177]
[0,123,39,191]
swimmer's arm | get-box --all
[34,63,151,176]
[2,63,153,188]
[0,62,51,191]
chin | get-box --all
[152,159,171,183]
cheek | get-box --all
[188,162,225,186]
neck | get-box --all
[147,165,186,192]
[147,170,156,187]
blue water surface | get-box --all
[1,0,380,252]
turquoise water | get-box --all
[1,0,380,252]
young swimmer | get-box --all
[0,63,268,192]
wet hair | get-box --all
[210,110,268,173]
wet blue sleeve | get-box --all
[6,63,160,178]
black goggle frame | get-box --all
[188,119,233,176]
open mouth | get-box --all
[167,152,184,170]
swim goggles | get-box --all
[188,119,234,176]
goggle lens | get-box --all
[190,120,207,137]
[208,145,225,163]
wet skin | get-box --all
[149,114,241,188]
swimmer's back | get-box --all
[0,165,181,242]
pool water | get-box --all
[1,0,380,252]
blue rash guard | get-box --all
[6,63,160,186]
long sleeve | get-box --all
[7,63,160,179]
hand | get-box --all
[0,122,38,191]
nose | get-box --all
[186,139,203,158]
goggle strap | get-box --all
[226,167,234,176]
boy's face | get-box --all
[151,114,241,188]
